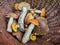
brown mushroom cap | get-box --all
[14,3,19,10]
[6,13,18,19]
[33,17,49,35]
[29,19,39,26]
[25,13,34,24]
[40,8,46,17]
[18,2,30,10]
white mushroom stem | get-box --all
[22,13,36,43]
[35,10,41,13]
[18,7,27,32]
[30,9,41,13]
[22,24,35,43]
[7,17,13,32]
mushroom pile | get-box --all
[6,2,49,44]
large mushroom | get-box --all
[14,2,30,32]
[33,17,49,35]
[22,19,39,43]
[6,13,18,32]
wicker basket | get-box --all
[0,0,60,45]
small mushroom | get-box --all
[30,8,46,17]
[22,19,39,43]
[6,13,18,32]
[11,20,19,32]
[14,2,30,32]
[25,13,34,24]
[12,31,23,41]
[14,3,19,10]
[30,34,36,41]
[33,17,49,35]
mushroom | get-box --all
[33,17,49,35]
[25,13,34,25]
[30,8,46,17]
[22,19,39,43]
[11,20,19,32]
[6,13,18,32]
[14,3,19,10]
[30,34,37,41]
[24,13,37,32]
[14,2,30,32]
[12,31,23,41]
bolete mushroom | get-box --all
[33,17,49,35]
[22,19,39,43]
[11,20,19,32]
[12,31,23,41]
[14,2,30,32]
[6,13,18,32]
